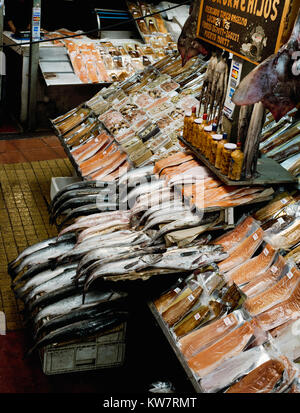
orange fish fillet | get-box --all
[225,243,276,286]
[178,312,240,360]
[187,321,254,378]
[154,152,194,175]
[217,227,264,273]
[244,266,300,316]
[90,153,128,180]
[76,134,112,164]
[82,149,122,178]
[80,144,117,175]
[241,255,286,298]
[256,279,300,331]
[101,161,131,181]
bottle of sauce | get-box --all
[198,113,208,153]
[209,134,223,165]
[228,142,244,181]
[192,118,203,148]
[187,106,197,143]
[203,123,217,158]
[215,132,228,169]
[220,143,237,176]
[183,110,192,142]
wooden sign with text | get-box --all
[196,0,292,65]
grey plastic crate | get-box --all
[40,323,126,375]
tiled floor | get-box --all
[0,136,67,164]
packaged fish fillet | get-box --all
[268,135,300,164]
[285,244,300,264]
[172,305,210,339]
[154,277,186,313]
[270,318,300,362]
[178,309,248,360]
[193,264,225,295]
[200,345,271,393]
[254,192,294,223]
[264,217,300,250]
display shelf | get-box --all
[180,137,297,186]
[148,301,203,393]
[56,132,84,179]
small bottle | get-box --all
[199,113,209,153]
[220,143,237,176]
[215,133,228,169]
[204,123,217,159]
[183,110,192,142]
[210,134,223,165]
[187,106,197,143]
[228,142,244,181]
[191,118,203,148]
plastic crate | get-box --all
[40,322,126,375]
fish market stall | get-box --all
[5,0,300,393]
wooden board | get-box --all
[180,137,296,186]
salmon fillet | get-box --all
[80,144,118,176]
[86,60,99,83]
[217,227,264,273]
[154,152,194,175]
[82,150,123,178]
[76,135,112,164]
[162,285,203,327]
[225,244,276,286]
[211,216,256,253]
[244,266,300,316]
[188,321,254,378]
[178,312,240,360]
[269,317,300,338]
[160,160,200,179]
[241,255,286,297]
[226,359,285,393]
[90,153,128,180]
[101,161,130,181]
[256,279,300,331]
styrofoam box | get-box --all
[40,323,126,375]
[50,176,82,201]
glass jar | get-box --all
[228,143,244,181]
[215,133,228,169]
[220,143,237,176]
[210,134,223,165]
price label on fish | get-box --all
[194,313,201,321]
[277,217,285,225]
[196,0,293,65]
[188,294,195,302]
[263,248,269,256]
[287,271,294,279]
[224,316,233,326]
[252,233,258,241]
[174,288,181,294]
[281,198,288,205]
[270,265,278,274]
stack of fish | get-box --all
[8,235,129,356]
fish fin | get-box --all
[124,260,140,270]
[141,254,163,266]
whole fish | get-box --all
[51,195,115,225]
[143,208,192,230]
[8,233,76,272]
[58,203,119,229]
[76,217,131,244]
[12,261,55,288]
[151,213,203,243]
[34,295,128,340]
[138,200,185,225]
[27,310,128,356]
[232,9,300,121]
[15,263,78,298]
[51,180,113,206]
[9,238,76,278]
[24,268,78,305]
[34,290,123,326]
[73,209,130,225]
[50,187,114,215]
[131,189,177,215]
[120,180,166,205]
[118,164,154,186]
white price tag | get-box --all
[281,198,288,205]
[253,233,258,241]
[277,217,285,225]
[263,248,269,256]
[270,266,278,274]
[187,294,195,302]
[287,271,293,280]
[194,313,201,321]
[80,113,85,118]
[224,316,233,326]
[95,138,99,142]
[174,288,181,294]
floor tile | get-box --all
[0,141,18,153]
[42,136,61,147]
[12,138,49,151]
[0,152,27,164]
[22,148,61,162]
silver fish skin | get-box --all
[118,164,154,186]
[52,195,108,223]
[15,263,78,298]
[144,207,192,230]
[12,262,53,288]
[76,217,131,244]
[8,233,76,270]
[138,200,185,225]
[130,189,176,215]
[151,213,203,242]
[11,240,76,277]
[167,166,211,185]
[120,180,166,205]
[58,211,130,237]
[24,268,77,304]
[59,203,119,228]
[34,290,120,325]
[50,187,113,214]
